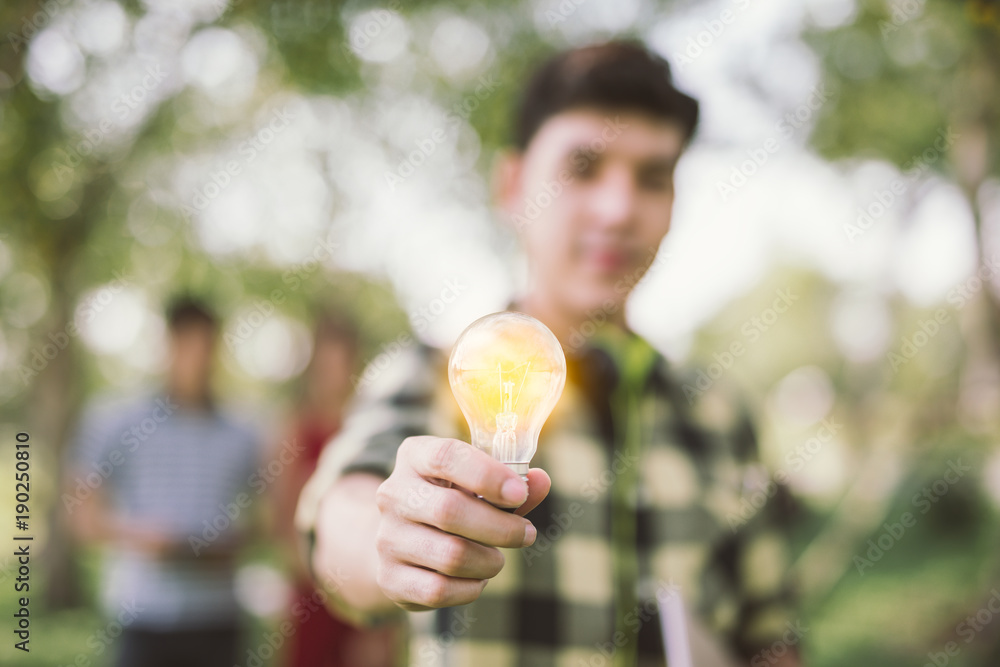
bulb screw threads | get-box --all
[505,461,529,481]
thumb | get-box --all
[514,468,551,517]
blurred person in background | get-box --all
[297,42,802,666]
[66,296,264,667]
[275,308,404,667]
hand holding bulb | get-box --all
[372,312,562,611]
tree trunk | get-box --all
[36,273,85,610]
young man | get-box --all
[68,298,262,667]
[299,42,800,666]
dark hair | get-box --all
[514,41,699,150]
[165,296,217,330]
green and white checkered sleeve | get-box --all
[295,341,443,555]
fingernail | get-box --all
[502,478,527,506]
[523,523,536,547]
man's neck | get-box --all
[167,384,212,411]
[516,290,627,348]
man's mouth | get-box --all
[585,247,632,273]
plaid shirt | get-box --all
[297,324,798,667]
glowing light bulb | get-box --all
[448,311,567,481]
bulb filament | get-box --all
[495,378,517,461]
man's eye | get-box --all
[570,152,598,178]
[638,173,672,191]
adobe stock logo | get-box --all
[181,106,295,219]
[17,270,133,388]
[383,76,502,192]
[670,0,754,72]
[843,127,958,243]
[854,459,970,575]
[924,587,1000,667]
[716,85,830,202]
[352,278,469,390]
[51,63,169,182]
[682,288,798,403]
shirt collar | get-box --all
[569,322,663,394]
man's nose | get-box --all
[589,167,636,228]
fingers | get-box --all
[374,436,551,611]
[378,521,505,580]
[377,558,488,610]
[401,436,529,508]
[378,475,535,549]
[514,468,551,517]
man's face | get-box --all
[168,322,216,400]
[500,108,687,317]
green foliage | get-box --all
[806,0,999,180]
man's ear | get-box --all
[491,149,524,227]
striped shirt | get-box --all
[72,390,262,629]
[297,325,798,666]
